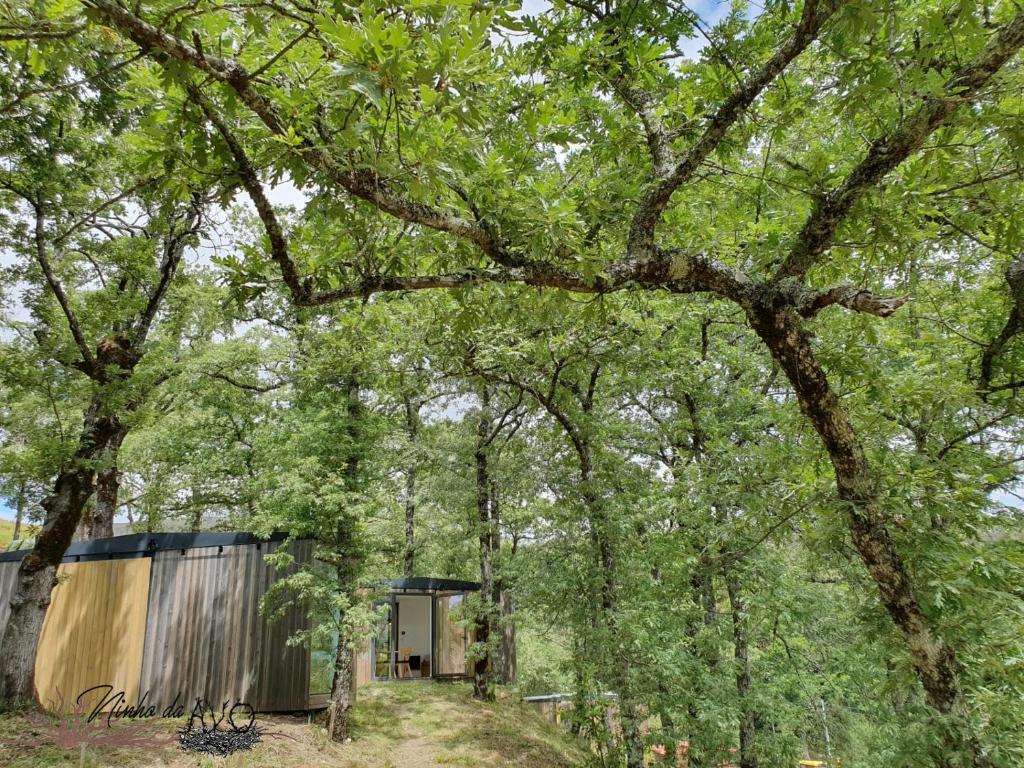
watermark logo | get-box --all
[6,686,293,758]
[178,698,263,756]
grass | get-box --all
[0,683,591,768]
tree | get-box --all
[0,49,212,703]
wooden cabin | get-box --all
[0,533,484,714]
[0,532,311,713]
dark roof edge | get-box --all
[0,531,295,563]
[387,576,480,592]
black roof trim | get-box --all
[387,576,480,592]
[0,531,292,563]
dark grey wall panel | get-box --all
[0,560,20,640]
[139,540,311,712]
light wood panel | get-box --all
[34,558,152,714]
[435,593,469,676]
[354,643,373,687]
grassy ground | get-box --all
[0,683,591,768]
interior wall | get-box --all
[395,595,431,664]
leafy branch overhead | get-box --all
[80,0,1024,332]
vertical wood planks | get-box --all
[0,560,19,640]
[33,558,152,713]
[138,540,310,712]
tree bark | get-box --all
[496,589,517,685]
[748,302,989,766]
[472,386,495,701]
[402,392,419,579]
[403,465,416,578]
[12,479,26,543]
[327,612,356,742]
[726,575,759,768]
[86,429,127,540]
[0,399,123,709]
[327,374,364,742]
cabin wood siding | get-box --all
[0,560,19,640]
[139,540,311,712]
[354,643,374,687]
[33,558,152,713]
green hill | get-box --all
[0,683,590,768]
[0,518,15,550]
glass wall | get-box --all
[374,602,393,679]
[310,626,338,695]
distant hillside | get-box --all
[0,518,15,550]
[0,682,590,768]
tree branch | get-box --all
[131,198,203,346]
[979,253,1024,393]
[800,285,911,318]
[627,0,845,259]
[31,200,98,374]
[206,371,286,393]
[87,0,501,258]
[775,9,1024,280]
[0,22,85,41]
[190,84,311,305]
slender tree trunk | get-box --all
[0,398,122,709]
[188,502,203,533]
[12,479,27,542]
[748,304,988,766]
[402,392,419,578]
[489,477,517,685]
[403,465,416,578]
[496,589,517,684]
[473,387,495,701]
[327,374,364,742]
[683,569,717,768]
[726,575,759,768]
[327,623,355,742]
[581,449,644,767]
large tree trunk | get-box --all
[0,399,123,710]
[748,304,988,765]
[726,575,759,768]
[90,469,119,539]
[86,429,128,540]
[472,387,495,701]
